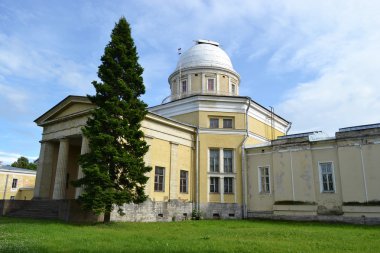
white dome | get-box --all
[175,40,235,72]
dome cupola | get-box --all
[163,40,240,103]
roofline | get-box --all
[168,66,240,83]
[35,94,196,131]
[34,95,89,124]
[149,94,290,124]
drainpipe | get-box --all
[241,97,251,218]
[196,127,200,212]
[285,122,292,135]
[3,174,9,200]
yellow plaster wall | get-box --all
[198,133,244,204]
[248,116,284,140]
[209,193,221,202]
[247,151,274,211]
[199,111,245,129]
[146,138,171,201]
[338,146,367,202]
[218,74,229,94]
[291,150,316,202]
[53,103,95,119]
[191,73,201,92]
[172,112,199,126]
[362,144,380,201]
[0,172,36,200]
[272,151,294,202]
[311,147,342,207]
[16,189,34,200]
[177,144,193,201]
[224,194,235,203]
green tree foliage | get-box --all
[73,17,151,222]
[11,156,37,170]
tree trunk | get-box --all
[104,211,111,223]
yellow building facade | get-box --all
[32,40,380,223]
[33,40,289,221]
[0,165,36,200]
[246,125,380,223]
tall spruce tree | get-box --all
[74,17,151,222]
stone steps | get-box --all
[5,201,60,220]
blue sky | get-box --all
[1,0,380,164]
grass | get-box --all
[0,217,379,253]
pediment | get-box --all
[35,95,95,126]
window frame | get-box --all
[209,148,220,172]
[223,149,234,173]
[231,84,236,94]
[318,161,336,193]
[207,78,216,92]
[181,79,187,93]
[154,166,165,192]
[223,118,233,129]
[258,166,271,194]
[11,178,18,189]
[209,118,219,128]
[224,177,233,194]
[180,170,188,193]
[210,177,219,193]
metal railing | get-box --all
[161,90,237,104]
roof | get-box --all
[175,40,235,73]
[0,165,37,175]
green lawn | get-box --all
[0,217,379,253]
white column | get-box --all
[53,138,70,200]
[169,142,179,200]
[201,73,205,91]
[187,74,192,93]
[34,141,54,199]
[143,136,153,197]
[220,176,224,203]
[75,137,89,198]
[34,141,47,199]
[219,148,224,173]
[216,73,219,94]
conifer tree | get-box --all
[74,17,151,222]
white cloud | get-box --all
[0,151,37,165]
[265,0,380,134]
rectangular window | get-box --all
[231,84,236,94]
[154,166,165,192]
[210,118,219,128]
[259,167,270,193]
[180,170,188,193]
[223,149,233,173]
[181,80,187,93]
[11,179,18,189]
[10,196,15,200]
[223,118,233,128]
[207,78,215,91]
[209,149,220,172]
[319,162,335,192]
[210,177,219,193]
[224,177,233,194]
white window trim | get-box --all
[206,77,216,92]
[11,178,18,192]
[258,166,271,194]
[154,166,165,192]
[180,170,188,194]
[181,79,188,94]
[223,149,234,173]
[318,161,336,193]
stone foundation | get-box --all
[111,199,193,222]
[199,203,242,219]
[247,211,380,225]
